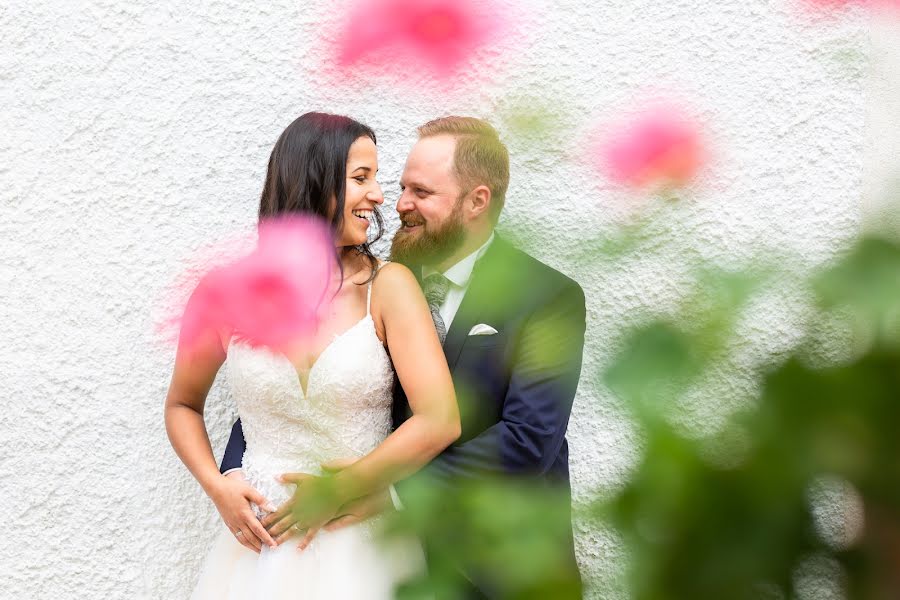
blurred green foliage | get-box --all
[600,235,900,600]
[814,237,900,349]
[379,235,900,599]
[385,476,581,600]
[605,265,764,423]
[497,97,569,148]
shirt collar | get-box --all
[422,231,495,288]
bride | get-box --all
[164,112,460,599]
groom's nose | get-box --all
[396,188,415,213]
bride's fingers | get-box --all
[232,525,261,554]
[244,488,277,514]
[247,534,263,553]
[244,513,277,549]
[236,517,263,552]
[297,527,320,551]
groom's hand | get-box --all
[263,472,343,548]
[284,488,392,551]
[320,456,358,473]
[324,488,392,532]
[263,459,361,548]
[261,473,307,546]
[318,457,391,530]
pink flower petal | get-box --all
[599,107,706,192]
[335,0,502,77]
[176,216,336,359]
[803,0,857,7]
[799,0,900,14]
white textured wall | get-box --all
[864,13,900,237]
[0,1,869,598]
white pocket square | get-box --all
[468,324,498,336]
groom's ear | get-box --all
[467,185,492,221]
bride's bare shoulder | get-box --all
[371,262,424,306]
[369,262,421,343]
[376,261,418,286]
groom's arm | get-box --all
[400,280,586,488]
[220,419,246,474]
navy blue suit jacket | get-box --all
[220,235,586,597]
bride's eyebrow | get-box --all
[350,165,373,174]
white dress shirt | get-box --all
[421,232,495,331]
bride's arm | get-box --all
[164,282,276,551]
[328,263,461,502]
[164,322,228,495]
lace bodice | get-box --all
[225,268,394,512]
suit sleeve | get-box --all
[401,281,586,488]
[219,418,246,473]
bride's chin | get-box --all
[337,232,367,247]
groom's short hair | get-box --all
[417,116,509,224]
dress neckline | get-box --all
[228,261,387,398]
[292,314,373,397]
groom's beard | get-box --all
[390,199,466,269]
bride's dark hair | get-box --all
[258,112,385,282]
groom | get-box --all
[221,116,586,598]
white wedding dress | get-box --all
[191,266,422,599]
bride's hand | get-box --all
[209,471,278,553]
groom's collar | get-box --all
[422,231,495,288]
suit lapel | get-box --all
[440,237,506,372]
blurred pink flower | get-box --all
[803,0,856,7]
[177,216,335,359]
[336,0,501,76]
[799,0,900,13]
[599,107,705,191]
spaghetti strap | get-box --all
[366,260,387,315]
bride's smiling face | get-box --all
[334,136,383,248]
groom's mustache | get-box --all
[399,213,426,228]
